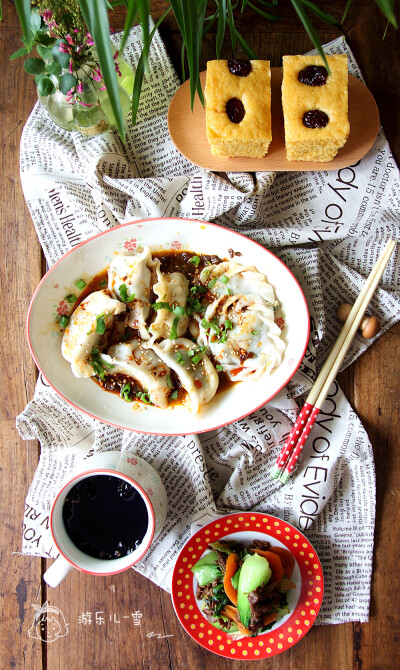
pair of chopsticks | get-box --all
[271,239,397,485]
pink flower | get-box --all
[171,240,182,250]
[76,81,83,94]
[57,300,69,316]
[59,42,71,54]
[42,10,52,21]
[66,34,74,46]
[275,317,285,330]
[69,61,73,74]
[124,238,137,251]
[91,67,103,82]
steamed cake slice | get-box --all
[205,59,271,158]
[282,54,350,161]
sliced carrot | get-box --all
[223,605,251,637]
[250,549,284,583]
[262,612,278,626]
[268,546,295,578]
[223,553,239,606]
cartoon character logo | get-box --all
[28,601,69,643]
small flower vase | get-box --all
[38,51,134,137]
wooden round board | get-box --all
[168,68,379,172]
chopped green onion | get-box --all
[189,255,201,266]
[121,383,132,402]
[201,318,220,333]
[203,269,211,277]
[75,279,86,290]
[251,330,259,335]
[166,374,173,389]
[172,305,186,316]
[218,275,229,284]
[216,364,223,371]
[100,279,107,288]
[152,301,172,311]
[65,294,77,304]
[187,298,202,315]
[208,278,217,289]
[170,316,180,340]
[226,288,232,296]
[59,315,69,328]
[191,354,202,365]
[176,352,185,364]
[225,319,233,330]
[170,390,178,400]
[136,390,152,404]
[88,348,114,380]
[191,284,206,295]
[96,314,106,335]
[219,334,227,343]
[119,283,135,303]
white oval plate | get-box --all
[27,218,309,434]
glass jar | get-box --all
[37,48,134,137]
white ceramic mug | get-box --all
[44,469,155,587]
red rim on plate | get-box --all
[171,513,323,660]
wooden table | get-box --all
[1,2,399,668]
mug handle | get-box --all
[43,556,73,587]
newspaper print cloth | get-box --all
[17,29,400,625]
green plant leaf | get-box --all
[180,0,207,110]
[36,45,53,60]
[37,32,54,47]
[23,57,45,75]
[216,0,227,58]
[181,41,186,81]
[79,0,125,139]
[52,40,71,68]
[289,0,330,72]
[119,0,138,54]
[58,73,77,94]
[341,0,352,23]
[37,75,56,96]
[137,0,151,63]
[10,47,29,60]
[14,0,33,47]
[227,0,237,52]
[375,0,397,28]
[131,5,171,124]
[30,9,42,33]
[247,1,280,21]
[299,0,340,27]
[46,61,62,76]
[234,28,257,58]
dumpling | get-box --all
[108,246,158,340]
[198,294,285,382]
[102,339,171,409]
[61,290,126,378]
[149,338,218,413]
[200,262,278,307]
[149,267,189,341]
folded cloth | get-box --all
[17,29,400,625]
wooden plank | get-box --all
[0,2,43,668]
[1,1,399,669]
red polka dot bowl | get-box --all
[171,512,323,659]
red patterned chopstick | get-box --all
[270,402,320,483]
[271,239,396,484]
